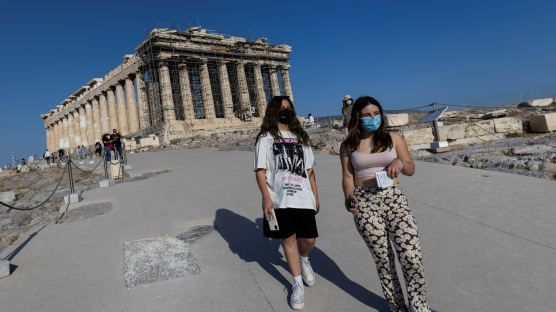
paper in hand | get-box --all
[375,171,394,188]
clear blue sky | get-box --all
[1,0,556,163]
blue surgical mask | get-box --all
[360,115,381,132]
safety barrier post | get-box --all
[64,157,83,204]
[99,149,115,188]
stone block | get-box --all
[139,135,160,148]
[64,191,83,204]
[20,165,29,173]
[464,120,495,138]
[99,179,115,187]
[530,113,556,133]
[494,117,522,133]
[400,128,435,145]
[519,98,554,107]
[386,113,409,127]
[0,190,16,204]
[0,259,10,279]
[482,109,507,119]
[439,123,466,141]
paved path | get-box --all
[1,148,555,312]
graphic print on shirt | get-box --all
[273,137,307,178]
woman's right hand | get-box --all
[262,197,273,220]
[344,193,359,213]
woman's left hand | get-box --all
[315,199,320,214]
[387,158,404,179]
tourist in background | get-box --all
[102,133,113,161]
[308,113,315,125]
[44,149,51,164]
[111,129,124,161]
[342,94,354,135]
[254,96,320,310]
[339,96,431,312]
[79,145,86,159]
[95,142,102,157]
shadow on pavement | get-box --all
[214,208,389,311]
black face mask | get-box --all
[278,109,294,124]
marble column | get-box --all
[177,64,195,121]
[107,87,118,131]
[116,82,129,135]
[73,110,82,147]
[62,117,69,149]
[77,107,87,147]
[280,66,294,103]
[125,76,140,133]
[99,93,110,134]
[253,62,268,116]
[92,97,101,143]
[158,62,176,121]
[85,103,94,146]
[56,121,62,150]
[199,59,215,119]
[45,126,51,152]
[135,71,151,129]
[67,113,75,149]
[269,66,281,97]
[236,61,251,112]
[217,61,234,118]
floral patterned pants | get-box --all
[353,185,430,312]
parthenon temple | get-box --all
[40,27,294,152]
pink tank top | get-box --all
[351,148,397,178]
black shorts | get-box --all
[263,208,318,239]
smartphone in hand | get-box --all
[268,209,279,231]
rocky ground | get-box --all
[0,160,104,254]
[414,132,556,180]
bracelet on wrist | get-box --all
[396,158,405,167]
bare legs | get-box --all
[282,234,315,276]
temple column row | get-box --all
[46,63,293,151]
[158,59,293,122]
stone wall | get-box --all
[400,117,523,147]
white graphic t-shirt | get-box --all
[254,131,316,210]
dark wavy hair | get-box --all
[255,96,312,146]
[343,96,392,153]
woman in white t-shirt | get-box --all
[254,96,320,310]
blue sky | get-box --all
[1,0,556,163]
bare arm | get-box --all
[307,168,320,214]
[340,142,358,212]
[255,169,273,220]
[386,132,416,178]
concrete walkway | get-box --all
[1,148,555,312]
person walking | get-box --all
[342,94,354,135]
[254,96,320,310]
[111,129,124,161]
[44,149,51,164]
[339,96,431,312]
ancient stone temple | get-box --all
[40,27,294,151]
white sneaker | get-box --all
[290,282,304,310]
[300,257,315,287]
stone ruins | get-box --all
[40,27,294,152]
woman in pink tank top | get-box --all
[339,96,432,312]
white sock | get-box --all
[293,275,303,285]
[300,256,308,262]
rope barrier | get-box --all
[70,155,104,173]
[0,164,68,211]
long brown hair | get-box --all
[343,96,392,153]
[255,96,312,146]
